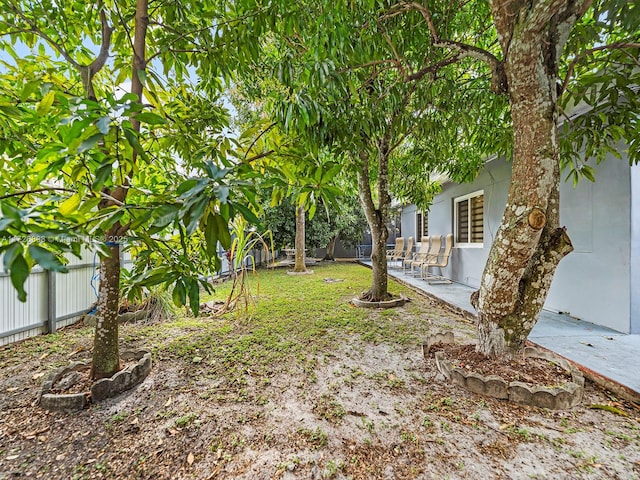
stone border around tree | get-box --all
[39,361,89,412]
[39,350,152,412]
[351,293,408,309]
[91,350,152,402]
[425,334,584,410]
[83,309,149,327]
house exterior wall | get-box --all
[406,154,632,333]
[546,153,631,333]
[429,158,511,287]
[401,204,418,248]
[630,164,640,334]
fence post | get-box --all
[47,270,57,334]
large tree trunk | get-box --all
[91,0,149,378]
[293,205,307,272]
[323,235,338,261]
[472,1,587,357]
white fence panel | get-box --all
[55,266,97,323]
[1,244,274,346]
[0,249,97,346]
[0,270,48,346]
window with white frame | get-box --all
[416,211,428,239]
[454,191,483,246]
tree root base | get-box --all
[351,294,408,309]
[39,350,151,412]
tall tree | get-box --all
[241,2,507,301]
[229,75,346,274]
[387,0,640,357]
[0,0,264,378]
[231,0,638,340]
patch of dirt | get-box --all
[436,343,573,387]
[0,269,639,479]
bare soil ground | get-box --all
[0,263,639,479]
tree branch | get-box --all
[5,2,80,69]
[0,27,33,37]
[526,0,566,33]
[381,31,408,79]
[560,41,640,94]
[242,122,277,162]
[88,9,113,76]
[244,149,275,164]
[395,1,507,93]
[406,54,460,81]
[557,0,593,32]
[337,59,398,74]
[113,0,135,55]
[81,5,113,99]
[356,152,377,225]
[0,186,125,207]
[0,187,76,200]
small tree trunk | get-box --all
[293,205,307,272]
[364,218,390,301]
[90,242,121,379]
[323,235,338,261]
[356,146,391,302]
[90,0,149,378]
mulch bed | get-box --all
[436,343,573,387]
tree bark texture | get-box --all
[293,205,307,272]
[473,0,588,357]
[90,242,121,379]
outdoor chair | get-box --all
[402,236,430,273]
[385,237,404,265]
[409,235,442,277]
[421,233,453,283]
[391,236,413,269]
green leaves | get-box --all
[78,133,103,154]
[36,91,56,116]
[2,243,23,273]
[204,213,219,257]
[123,127,147,161]
[151,204,180,230]
[202,212,232,255]
[59,194,81,216]
[134,112,167,125]
[93,162,113,190]
[9,254,29,302]
[96,116,111,135]
[0,0,286,311]
[28,245,68,273]
[172,280,187,307]
[0,243,68,302]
